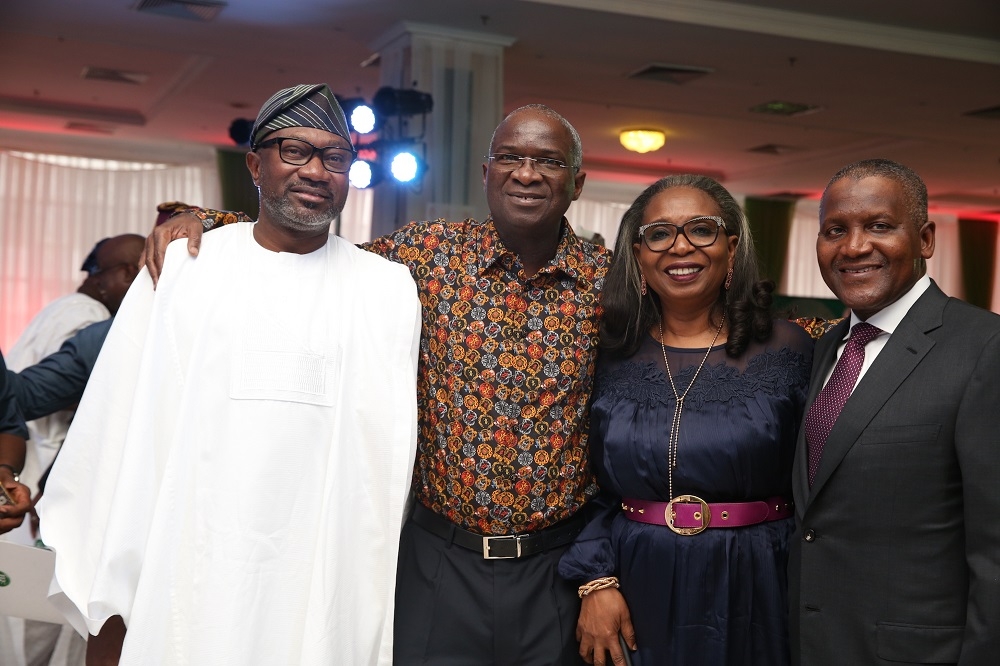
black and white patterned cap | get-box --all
[250,83,353,150]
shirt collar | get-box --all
[850,274,931,335]
[473,216,587,281]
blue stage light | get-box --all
[349,160,378,189]
[349,105,376,134]
[389,150,421,183]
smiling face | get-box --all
[247,126,350,234]
[483,109,585,241]
[817,175,935,320]
[632,186,737,312]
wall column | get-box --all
[369,22,515,238]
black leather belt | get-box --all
[411,502,585,560]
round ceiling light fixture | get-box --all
[619,129,666,154]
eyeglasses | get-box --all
[256,137,357,174]
[485,153,574,176]
[637,216,727,252]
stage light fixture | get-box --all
[336,96,378,134]
[349,159,382,189]
[388,148,425,184]
[372,86,434,118]
[350,105,376,134]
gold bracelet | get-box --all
[578,576,619,598]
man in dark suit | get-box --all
[789,158,1000,666]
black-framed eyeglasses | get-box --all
[256,137,357,174]
[637,216,727,252]
[485,153,574,175]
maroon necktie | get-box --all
[805,322,883,486]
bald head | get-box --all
[90,233,145,314]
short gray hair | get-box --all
[489,104,583,169]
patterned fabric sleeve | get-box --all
[792,316,843,340]
[170,207,254,231]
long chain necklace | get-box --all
[658,312,726,499]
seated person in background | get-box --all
[3,234,143,666]
[38,83,421,666]
[560,175,813,666]
[6,233,144,528]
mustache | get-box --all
[287,180,333,198]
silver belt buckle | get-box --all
[482,535,523,559]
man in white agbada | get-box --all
[37,84,421,665]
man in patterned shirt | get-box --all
[145,104,610,665]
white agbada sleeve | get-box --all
[37,265,174,638]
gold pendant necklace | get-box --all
[658,313,726,499]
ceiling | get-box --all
[1,0,999,217]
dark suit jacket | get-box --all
[789,282,1000,666]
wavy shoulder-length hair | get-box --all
[600,174,774,358]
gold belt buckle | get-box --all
[665,494,711,536]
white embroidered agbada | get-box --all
[38,223,420,665]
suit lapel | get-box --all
[805,283,947,505]
[794,318,848,514]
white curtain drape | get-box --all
[779,198,964,302]
[569,180,651,247]
[568,198,631,246]
[338,186,374,244]
[0,150,221,351]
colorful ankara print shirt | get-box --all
[365,218,610,535]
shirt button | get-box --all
[803,529,816,542]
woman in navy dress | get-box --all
[560,175,812,665]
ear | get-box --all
[727,233,739,271]
[246,151,262,187]
[919,220,936,260]
[571,168,587,202]
[482,161,489,190]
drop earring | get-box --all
[724,268,733,290]
[640,275,647,296]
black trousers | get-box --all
[393,513,586,666]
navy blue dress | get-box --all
[560,319,812,666]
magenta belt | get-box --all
[621,495,793,535]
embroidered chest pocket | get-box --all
[230,347,342,407]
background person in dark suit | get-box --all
[789,158,1000,665]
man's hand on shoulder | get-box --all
[141,212,206,286]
